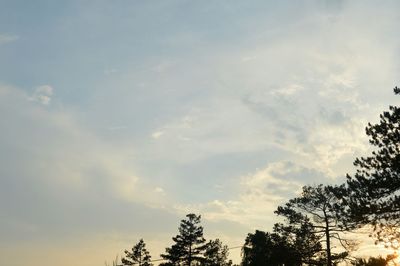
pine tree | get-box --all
[276,184,354,266]
[273,220,323,265]
[122,239,153,266]
[242,220,322,266]
[346,87,400,246]
[242,230,273,266]
[161,213,207,266]
[352,256,392,266]
[203,239,231,266]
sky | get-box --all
[1,0,400,265]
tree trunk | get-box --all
[188,243,192,266]
[324,215,332,266]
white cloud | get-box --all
[271,84,304,96]
[29,85,54,105]
[0,34,18,45]
[136,3,394,176]
[301,118,369,178]
[151,130,164,139]
[107,125,128,131]
[0,85,171,212]
[174,161,317,230]
[152,60,176,73]
[154,187,164,193]
[2,2,400,265]
[241,55,257,62]
[104,68,118,75]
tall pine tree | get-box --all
[203,239,232,266]
[346,87,400,246]
[161,213,207,266]
[276,184,354,266]
[122,239,153,266]
[242,221,322,266]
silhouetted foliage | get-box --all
[122,239,152,266]
[274,219,324,265]
[276,184,355,266]
[242,230,278,266]
[346,87,400,246]
[351,255,397,266]
[203,239,232,266]
[161,213,207,266]
[160,243,183,266]
[242,220,322,266]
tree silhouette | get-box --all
[351,255,397,266]
[346,87,400,245]
[161,213,207,266]
[203,239,232,266]
[273,219,323,265]
[242,221,322,266]
[276,184,355,266]
[122,239,152,266]
[242,230,276,266]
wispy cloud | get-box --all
[1,1,400,265]
[0,85,173,237]
[104,68,118,75]
[151,130,164,139]
[0,34,18,45]
[29,85,54,105]
[174,161,321,230]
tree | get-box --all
[242,221,322,266]
[273,219,323,265]
[242,230,277,266]
[159,243,183,266]
[351,255,396,266]
[122,239,153,266]
[346,87,400,245]
[276,184,355,266]
[161,213,207,266]
[203,239,232,266]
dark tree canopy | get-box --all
[203,239,232,266]
[242,230,280,266]
[161,213,207,266]
[273,220,323,265]
[351,255,397,266]
[242,220,322,266]
[276,184,354,266]
[159,243,182,266]
[346,87,400,244]
[122,239,152,266]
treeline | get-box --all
[109,87,400,266]
[107,214,234,266]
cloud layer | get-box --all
[1,1,400,265]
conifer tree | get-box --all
[242,230,274,266]
[346,87,400,245]
[161,213,207,266]
[273,219,323,265]
[242,220,322,266]
[276,184,354,266]
[203,239,232,266]
[122,239,153,266]
[352,256,393,266]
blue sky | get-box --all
[1,1,400,265]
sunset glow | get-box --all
[1,1,400,266]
